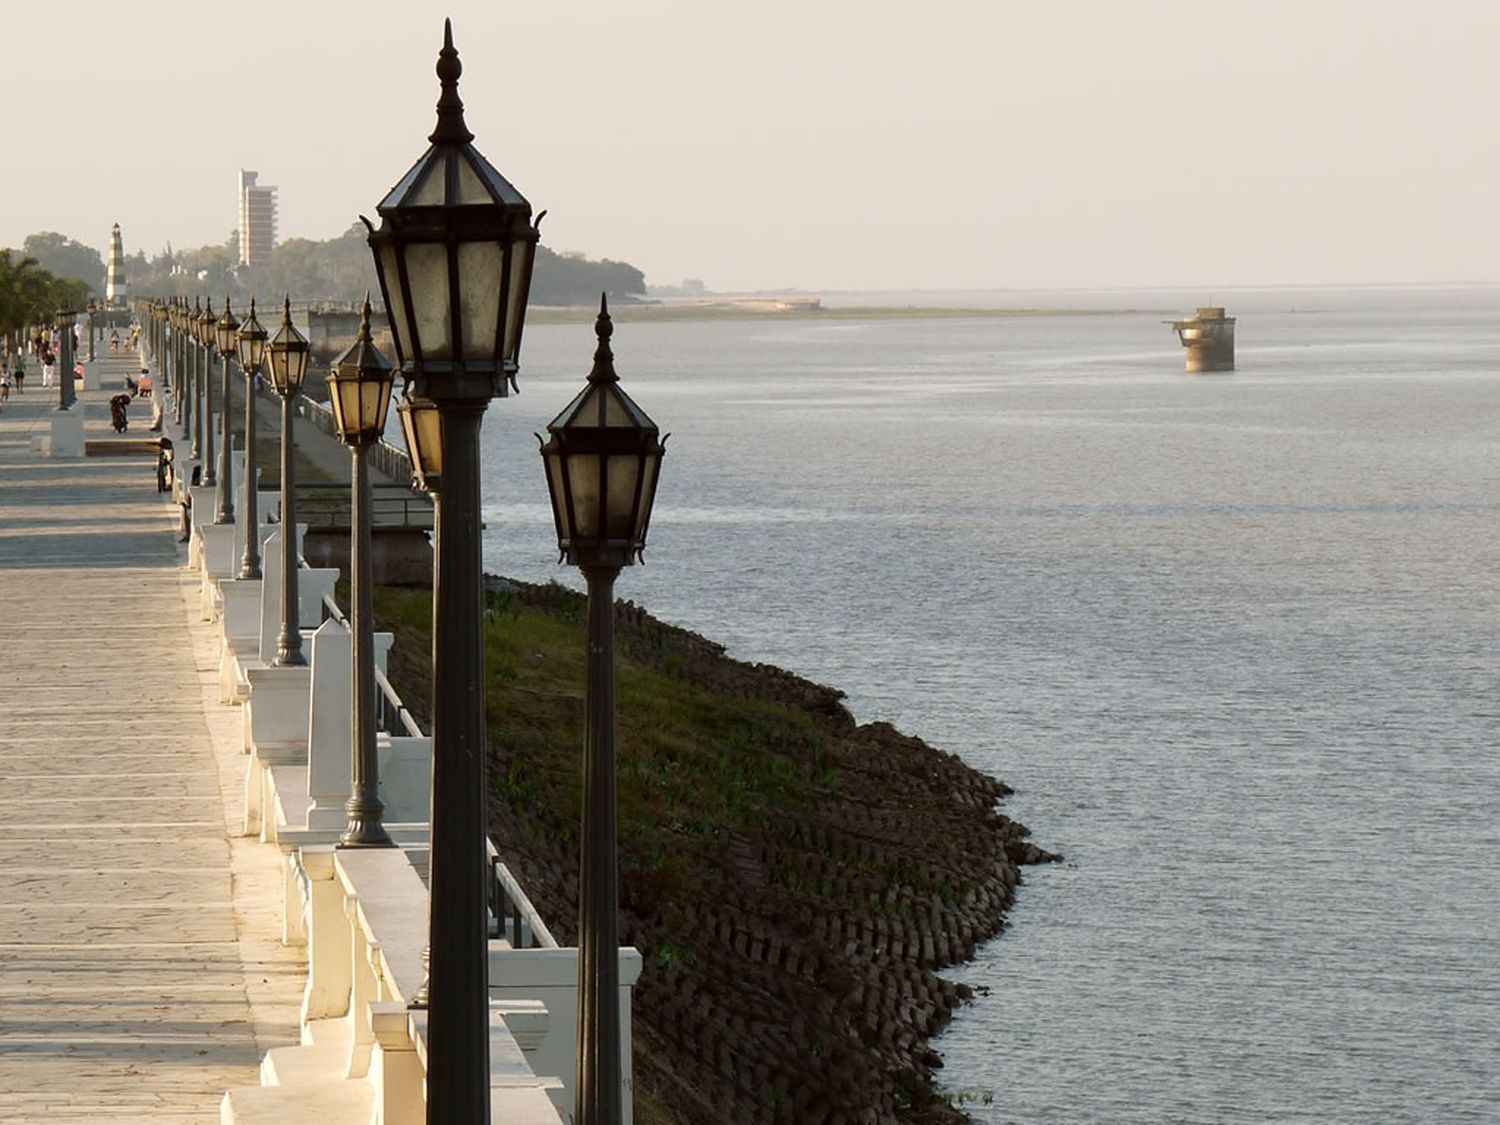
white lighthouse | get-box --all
[105,223,127,307]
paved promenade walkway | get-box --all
[0,360,302,1122]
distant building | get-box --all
[238,170,278,266]
[105,223,126,307]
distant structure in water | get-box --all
[1170,306,1235,373]
[105,223,127,307]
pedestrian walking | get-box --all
[109,329,119,355]
[1,364,10,403]
[13,356,24,393]
[41,348,55,389]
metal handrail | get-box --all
[487,841,558,949]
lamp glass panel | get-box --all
[266,350,288,392]
[328,377,355,441]
[378,243,414,361]
[415,404,442,475]
[634,454,660,541]
[543,447,568,539]
[604,390,634,427]
[238,331,266,372]
[503,241,532,364]
[362,378,394,436]
[564,453,601,539]
[604,454,642,539]
[456,241,503,363]
[454,158,489,205]
[408,160,447,207]
[405,243,452,359]
[286,345,309,390]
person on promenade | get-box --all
[13,356,24,393]
[40,347,55,389]
[1,363,10,403]
[109,329,119,355]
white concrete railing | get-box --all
[177,439,637,1124]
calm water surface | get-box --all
[467,288,1500,1123]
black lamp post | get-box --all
[329,297,397,849]
[197,298,214,482]
[237,299,268,579]
[363,20,541,1122]
[213,299,239,524]
[171,300,186,431]
[86,300,97,363]
[267,296,311,666]
[55,308,77,411]
[539,297,664,1125]
[155,301,169,398]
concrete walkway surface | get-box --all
[0,358,303,1123]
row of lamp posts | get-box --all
[138,20,663,1124]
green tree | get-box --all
[0,250,89,351]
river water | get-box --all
[464,287,1500,1124]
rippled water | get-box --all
[464,288,1500,1123]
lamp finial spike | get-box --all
[590,292,617,383]
[430,19,474,144]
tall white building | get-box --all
[238,170,278,266]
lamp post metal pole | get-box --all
[577,564,623,1125]
[201,303,215,485]
[178,316,190,434]
[239,356,262,578]
[341,439,394,847]
[276,385,304,663]
[55,318,72,412]
[426,399,491,1124]
[214,347,234,524]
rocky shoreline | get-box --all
[378,577,1058,1124]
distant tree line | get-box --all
[12,225,646,310]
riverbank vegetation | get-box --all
[377,576,1057,1124]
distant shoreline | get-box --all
[529,302,1163,324]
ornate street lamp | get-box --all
[213,299,239,524]
[197,298,214,482]
[236,299,268,579]
[396,391,442,492]
[362,20,542,1121]
[54,308,78,411]
[266,296,311,666]
[328,297,397,848]
[539,298,664,1125]
[86,300,97,362]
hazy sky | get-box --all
[4,0,1498,292]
